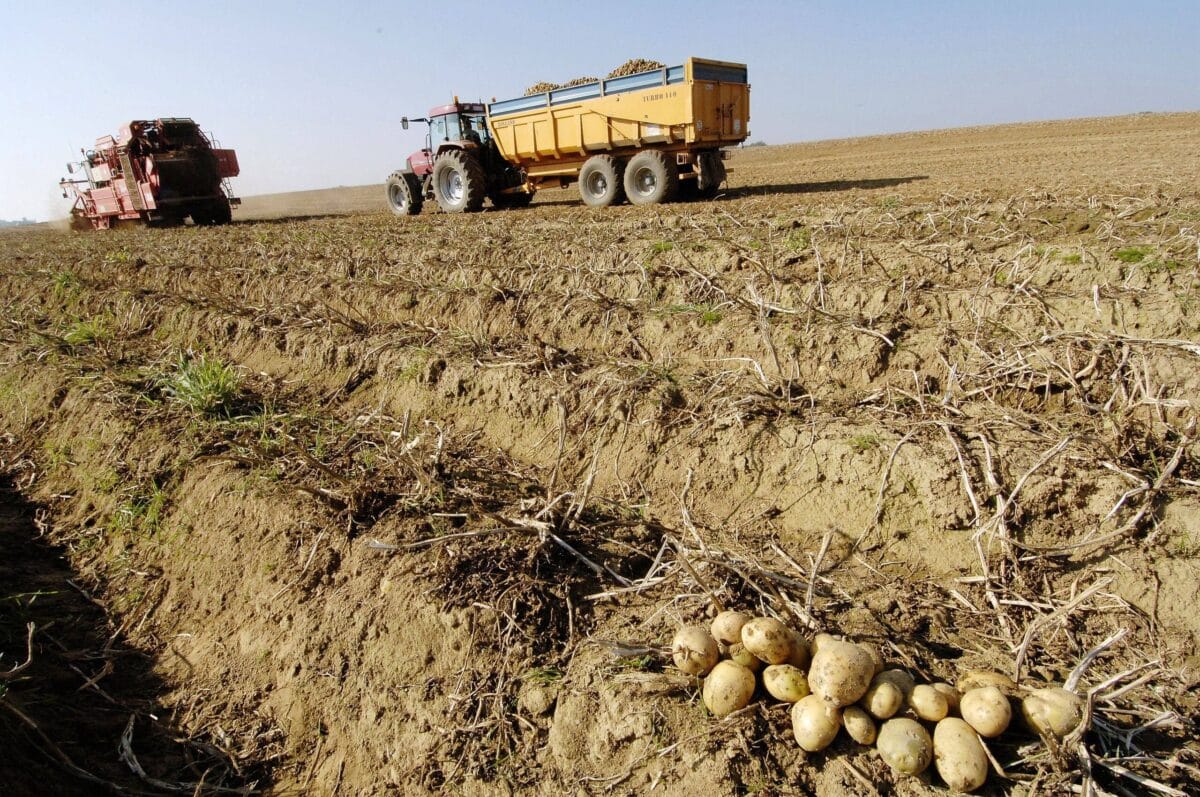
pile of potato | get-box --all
[606,59,667,78]
[672,612,1086,794]
[523,60,668,96]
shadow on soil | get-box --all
[727,175,929,197]
[0,477,266,795]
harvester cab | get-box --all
[386,100,530,216]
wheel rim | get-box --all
[634,166,656,196]
[586,170,608,198]
[389,183,407,211]
[440,169,464,203]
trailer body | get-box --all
[487,58,749,186]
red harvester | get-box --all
[60,118,240,229]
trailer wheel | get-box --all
[578,155,625,207]
[624,150,678,206]
[386,171,423,216]
[432,151,486,213]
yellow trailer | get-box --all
[486,57,749,206]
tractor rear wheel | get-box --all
[623,150,678,206]
[431,151,486,213]
[386,171,423,216]
[578,155,625,207]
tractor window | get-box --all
[466,114,490,143]
[429,114,458,144]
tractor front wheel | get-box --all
[623,150,678,206]
[386,171,423,216]
[578,155,625,207]
[431,151,486,213]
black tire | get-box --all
[623,150,678,206]
[578,155,625,207]
[189,205,213,226]
[431,150,486,213]
[386,171,423,216]
[210,199,233,225]
[491,191,534,210]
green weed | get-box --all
[1114,246,1150,264]
[785,227,811,251]
[108,483,167,536]
[523,666,563,685]
[51,270,81,301]
[161,353,241,415]
[848,433,881,453]
[61,319,107,346]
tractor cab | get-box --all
[402,101,490,177]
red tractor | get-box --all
[60,118,240,229]
[385,101,530,215]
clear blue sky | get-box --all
[2,0,1197,221]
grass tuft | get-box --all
[161,353,241,415]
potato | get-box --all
[710,610,751,646]
[842,705,877,745]
[909,684,949,722]
[702,661,756,717]
[1022,686,1084,739]
[876,668,916,699]
[933,717,988,793]
[791,694,842,752]
[858,642,885,676]
[740,617,793,665]
[957,670,1018,696]
[860,675,905,720]
[960,686,1011,738]
[932,682,960,714]
[786,629,812,669]
[671,626,719,676]
[727,642,762,672]
[808,639,876,707]
[810,632,836,657]
[763,664,810,703]
[877,717,933,775]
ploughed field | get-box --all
[1,112,1198,795]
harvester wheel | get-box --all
[190,205,213,226]
[431,150,485,213]
[210,200,233,225]
[386,171,423,216]
[578,155,625,207]
[623,150,678,206]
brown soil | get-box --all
[1,112,1198,795]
